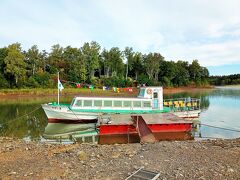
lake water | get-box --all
[0,86,240,141]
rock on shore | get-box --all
[0,137,239,179]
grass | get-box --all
[0,88,138,105]
[0,86,217,96]
[0,88,138,97]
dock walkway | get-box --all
[99,113,194,144]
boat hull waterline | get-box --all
[42,104,99,124]
[42,104,200,124]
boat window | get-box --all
[104,100,112,107]
[138,89,145,97]
[94,100,102,107]
[153,92,158,98]
[143,101,151,107]
[83,100,92,107]
[113,101,122,107]
[75,100,82,107]
[133,101,141,107]
[123,101,132,107]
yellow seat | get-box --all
[180,103,185,107]
[178,101,183,104]
[174,101,178,105]
[187,102,191,107]
[174,103,179,107]
[164,102,169,106]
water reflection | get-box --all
[0,105,47,140]
[43,123,98,142]
[0,86,240,140]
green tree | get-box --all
[4,43,26,87]
[0,47,9,88]
[63,46,87,82]
[124,47,134,79]
[81,41,101,80]
[131,52,143,80]
[159,61,177,87]
[108,47,124,77]
[25,45,42,76]
[189,60,201,82]
[48,44,64,74]
[101,49,111,77]
[173,61,190,86]
[0,47,8,73]
[200,67,209,79]
[40,50,48,72]
[144,53,163,80]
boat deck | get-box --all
[99,113,194,144]
[101,113,192,125]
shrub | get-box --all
[0,74,9,88]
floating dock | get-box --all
[43,113,194,144]
[99,113,193,144]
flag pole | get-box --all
[57,71,59,105]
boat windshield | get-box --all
[70,98,76,107]
[138,89,145,97]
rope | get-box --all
[60,79,91,87]
[59,78,138,91]
[200,123,240,133]
[195,136,225,139]
[0,106,42,126]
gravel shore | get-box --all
[0,137,239,179]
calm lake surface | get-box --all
[0,86,240,141]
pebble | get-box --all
[0,138,239,179]
[227,168,234,173]
[9,171,17,175]
[77,151,87,161]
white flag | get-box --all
[58,79,64,91]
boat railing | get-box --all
[163,98,200,111]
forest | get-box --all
[210,74,240,86]
[0,42,210,89]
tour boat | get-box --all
[42,86,201,124]
[42,87,167,124]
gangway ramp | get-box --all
[131,115,156,143]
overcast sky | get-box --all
[1,0,240,75]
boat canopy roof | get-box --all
[72,86,163,100]
[73,96,150,100]
[70,86,164,110]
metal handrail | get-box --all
[163,97,201,110]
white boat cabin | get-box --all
[70,87,163,111]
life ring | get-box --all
[147,88,152,94]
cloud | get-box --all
[163,39,240,66]
[0,0,240,68]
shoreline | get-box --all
[0,137,239,179]
[0,86,214,97]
